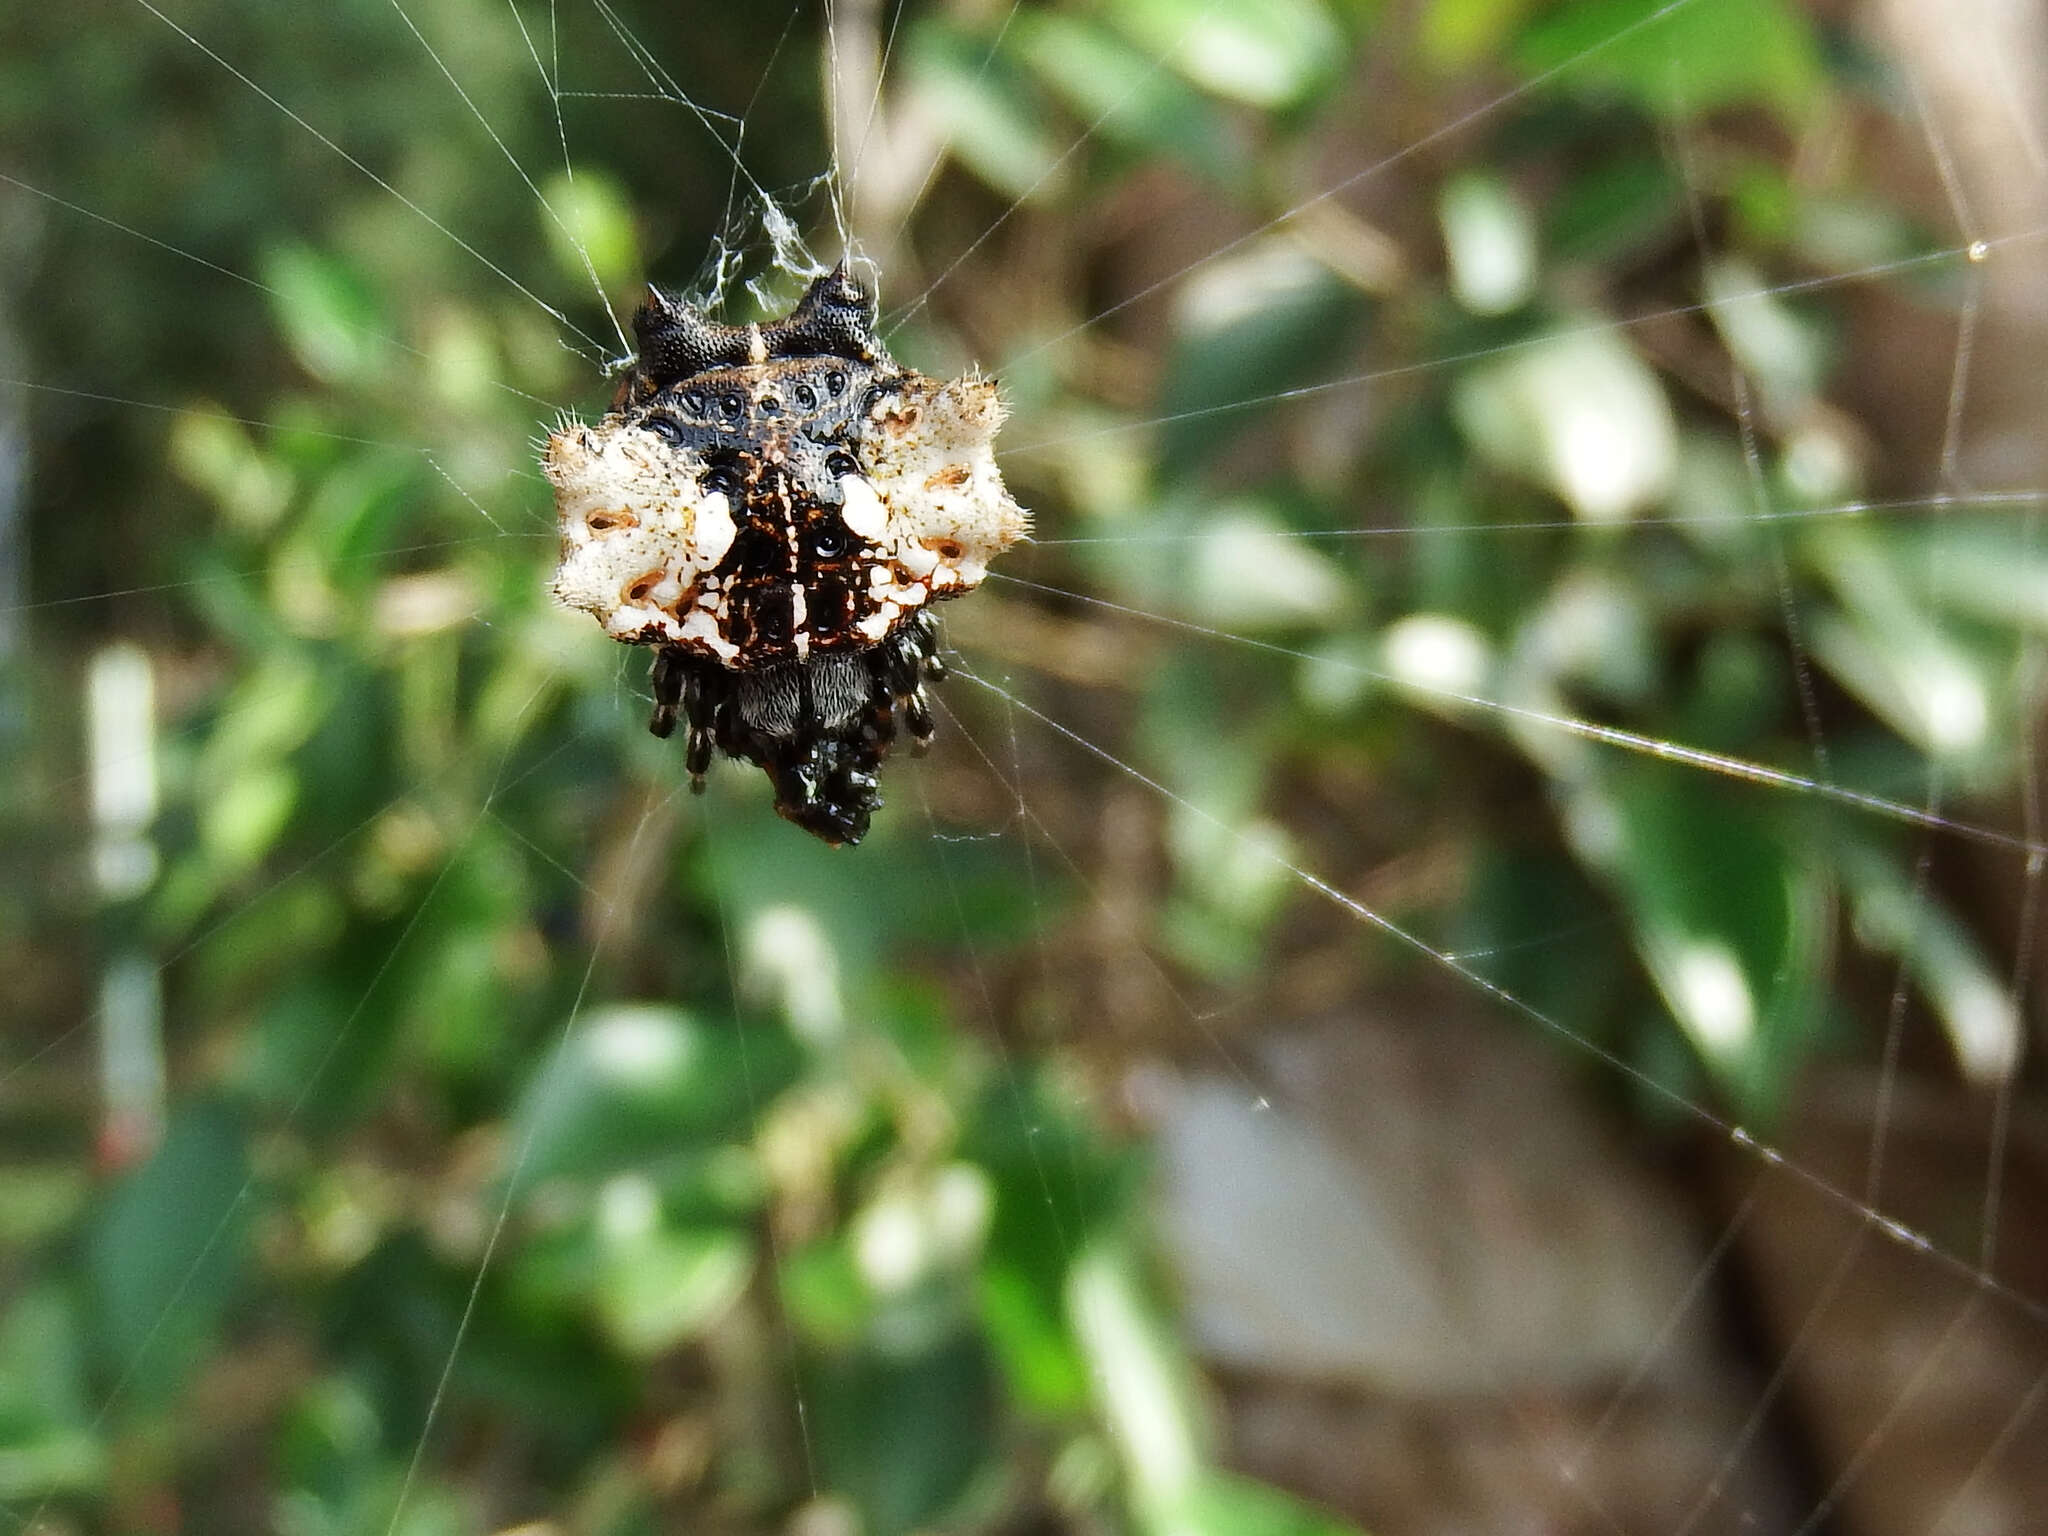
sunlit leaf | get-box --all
[1441,172,1539,315]
[539,170,640,296]
[906,19,1068,205]
[1453,324,1677,521]
[1166,1471,1366,1536]
[1187,506,1352,628]
[1161,239,1368,471]
[1840,840,2022,1085]
[508,1004,798,1182]
[200,761,298,873]
[1103,0,1347,109]
[1069,1244,1205,1512]
[1573,769,1831,1115]
[1705,256,1830,414]
[595,1222,754,1356]
[1422,0,1542,71]
[1805,527,2006,762]
[262,244,390,386]
[168,410,294,535]
[1014,11,1235,182]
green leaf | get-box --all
[86,1101,251,1404]
[1103,0,1347,109]
[1161,806,1299,981]
[978,1261,1089,1415]
[1804,527,2006,763]
[236,970,392,1131]
[1422,0,1542,71]
[595,1221,754,1356]
[1159,240,1367,471]
[1455,850,1626,1032]
[1163,1471,1367,1536]
[1547,155,1685,265]
[907,19,1068,205]
[262,244,390,386]
[0,1163,88,1251]
[539,170,640,296]
[810,1329,998,1536]
[972,1082,1133,1414]
[1515,0,1826,120]
[698,805,1048,999]
[293,450,421,578]
[1579,769,1831,1115]
[781,1239,872,1345]
[1441,172,1538,315]
[1452,324,1677,521]
[508,1004,798,1183]
[0,1286,103,1501]
[1885,516,2048,634]
[1013,11,1235,182]
[1840,841,2023,1084]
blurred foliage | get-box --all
[2,0,2039,1532]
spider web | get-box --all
[4,1,2048,1533]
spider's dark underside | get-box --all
[543,267,1026,844]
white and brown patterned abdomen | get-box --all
[545,353,1025,670]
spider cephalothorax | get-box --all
[544,265,1027,844]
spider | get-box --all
[543,265,1027,845]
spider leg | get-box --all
[685,732,713,789]
[905,687,935,751]
[913,614,948,681]
[648,647,685,739]
[683,664,719,790]
[878,637,921,697]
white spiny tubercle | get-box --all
[694,492,737,565]
[678,609,739,662]
[856,602,901,642]
[859,374,1028,601]
[838,473,888,539]
[543,421,737,647]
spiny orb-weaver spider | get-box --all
[544,266,1027,845]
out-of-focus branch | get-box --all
[824,0,955,268]
[1871,0,2048,487]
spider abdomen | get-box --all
[542,266,1025,844]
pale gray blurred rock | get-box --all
[1145,1004,1711,1393]
[1139,999,1799,1535]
